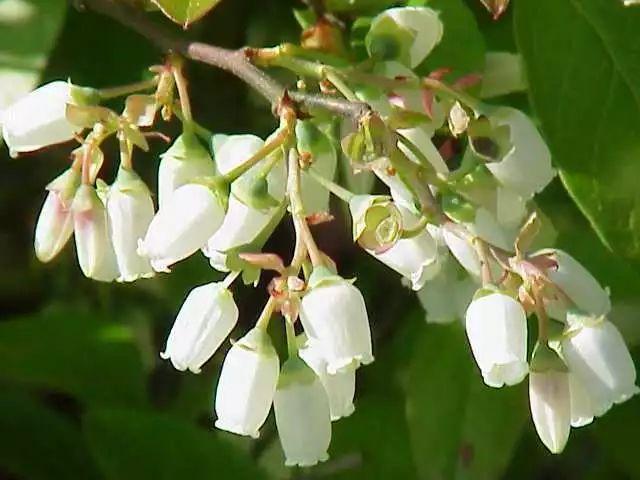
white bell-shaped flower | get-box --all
[529,370,571,454]
[366,7,443,68]
[161,282,239,373]
[366,206,441,290]
[483,106,555,199]
[535,249,611,317]
[299,268,374,374]
[465,290,528,387]
[418,257,477,324]
[442,224,482,279]
[157,133,214,208]
[214,327,279,438]
[299,336,356,421]
[561,313,638,421]
[2,81,83,155]
[106,167,154,282]
[34,168,79,263]
[274,357,331,467]
[496,186,527,228]
[71,184,118,282]
[203,134,286,267]
[466,207,518,252]
[568,372,597,428]
[138,183,225,272]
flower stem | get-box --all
[287,148,324,267]
[255,296,277,330]
[473,238,494,286]
[532,285,549,343]
[173,107,212,141]
[285,315,299,359]
[222,270,240,289]
[223,113,295,183]
[305,167,354,202]
[97,76,159,101]
[170,54,193,133]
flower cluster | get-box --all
[5,4,636,465]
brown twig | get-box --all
[80,0,370,119]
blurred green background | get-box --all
[1,0,640,479]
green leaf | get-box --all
[406,324,527,480]
[0,307,146,407]
[0,390,100,480]
[150,0,222,28]
[0,0,67,109]
[415,0,486,81]
[84,408,268,480]
[514,0,640,260]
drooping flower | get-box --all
[106,166,154,282]
[157,133,214,208]
[34,168,80,263]
[2,81,86,155]
[299,268,374,374]
[214,327,279,438]
[203,134,286,269]
[482,106,555,199]
[534,249,611,318]
[529,370,571,454]
[71,184,118,282]
[364,206,441,290]
[161,281,239,373]
[560,312,638,423]
[442,223,482,280]
[348,194,403,253]
[529,343,571,454]
[366,7,443,68]
[274,357,331,467]
[138,183,226,272]
[465,290,528,387]
[299,336,356,421]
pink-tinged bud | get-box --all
[71,185,118,282]
[34,168,80,263]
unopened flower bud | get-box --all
[34,168,80,262]
[71,185,118,282]
[157,133,214,208]
[300,268,374,374]
[139,183,226,272]
[534,249,611,317]
[561,312,638,422]
[529,343,571,454]
[299,336,356,421]
[274,357,331,467]
[482,107,555,198]
[2,81,87,155]
[349,194,403,252]
[214,327,279,438]
[161,282,239,373]
[465,290,528,387]
[107,167,154,282]
[366,7,443,68]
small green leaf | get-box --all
[0,307,146,407]
[84,408,268,480]
[0,391,100,480]
[406,324,527,480]
[150,0,222,28]
[515,0,640,260]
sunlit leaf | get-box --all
[150,0,222,28]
